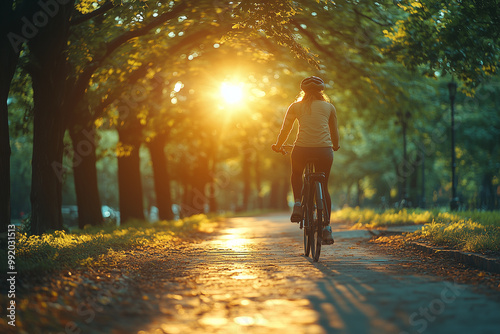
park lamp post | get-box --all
[448,81,459,211]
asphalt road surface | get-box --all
[137,213,500,334]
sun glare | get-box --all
[220,82,244,104]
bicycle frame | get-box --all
[301,162,327,262]
[276,144,329,262]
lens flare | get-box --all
[220,82,243,104]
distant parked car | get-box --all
[148,206,159,222]
[172,204,181,220]
[61,205,78,227]
[101,205,120,226]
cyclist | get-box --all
[272,76,340,244]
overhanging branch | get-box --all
[291,20,368,77]
[92,25,229,119]
[353,8,392,27]
[67,1,188,111]
[70,1,115,26]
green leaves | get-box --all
[383,0,500,91]
[228,0,320,68]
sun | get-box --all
[220,82,244,104]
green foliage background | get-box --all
[6,0,500,227]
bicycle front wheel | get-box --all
[303,205,311,257]
[312,209,322,262]
[312,182,324,262]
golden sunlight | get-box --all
[220,82,244,104]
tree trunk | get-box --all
[28,1,75,234]
[479,173,495,210]
[117,128,144,223]
[190,154,209,215]
[208,158,218,213]
[269,180,280,209]
[30,71,66,234]
[0,23,18,232]
[395,161,404,204]
[402,118,408,202]
[420,151,426,209]
[345,184,352,207]
[180,183,192,218]
[0,85,12,233]
[280,178,290,210]
[242,153,251,211]
[255,152,263,210]
[69,124,103,228]
[148,133,174,221]
[356,179,363,207]
[409,159,418,207]
[178,155,193,218]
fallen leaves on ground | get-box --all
[0,233,208,334]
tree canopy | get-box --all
[2,0,499,233]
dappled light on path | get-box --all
[140,214,500,334]
[218,227,252,253]
[8,214,499,333]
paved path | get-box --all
[137,213,500,334]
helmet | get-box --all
[300,76,325,92]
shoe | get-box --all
[322,225,334,245]
[290,204,302,223]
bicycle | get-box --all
[276,145,330,262]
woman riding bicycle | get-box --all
[272,76,340,244]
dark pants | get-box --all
[291,146,334,217]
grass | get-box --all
[1,214,217,275]
[332,207,500,252]
[420,212,500,252]
[331,207,434,228]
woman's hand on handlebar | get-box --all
[272,144,294,155]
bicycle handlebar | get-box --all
[272,144,294,155]
[273,144,340,154]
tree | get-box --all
[0,0,18,232]
[383,0,500,90]
[0,0,43,232]
[453,80,500,209]
[65,0,317,222]
[26,0,76,234]
[25,1,187,233]
[68,105,103,228]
